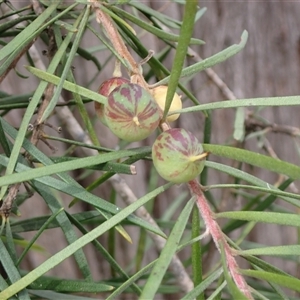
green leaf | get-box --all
[216,211,300,227]
[203,144,300,180]
[0,182,173,299]
[25,66,106,104]
[0,239,30,299]
[0,155,165,237]
[0,149,143,187]
[16,208,64,266]
[181,268,223,300]
[0,15,35,34]
[241,270,300,293]
[39,9,87,123]
[157,30,248,86]
[171,94,300,115]
[162,0,198,120]
[140,197,194,299]
[191,206,204,300]
[29,276,113,292]
[240,245,300,257]
[28,289,99,300]
[0,120,163,237]
[109,6,205,45]
[0,3,60,61]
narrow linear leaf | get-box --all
[25,66,106,104]
[208,184,300,201]
[29,277,113,292]
[0,150,165,238]
[0,10,80,201]
[157,30,248,86]
[28,289,99,300]
[0,15,35,34]
[40,9,88,122]
[106,261,156,300]
[110,6,205,45]
[0,240,30,299]
[0,4,77,76]
[0,182,173,299]
[216,211,300,227]
[240,270,300,293]
[171,95,300,115]
[181,268,223,300]
[0,149,142,187]
[140,197,194,299]
[162,0,198,120]
[240,245,300,257]
[16,208,64,266]
[0,3,60,60]
[203,144,300,180]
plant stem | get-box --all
[188,179,254,300]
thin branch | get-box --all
[246,118,300,137]
[0,39,36,85]
[188,179,254,300]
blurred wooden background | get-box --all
[1,1,300,299]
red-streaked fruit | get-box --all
[151,85,182,122]
[152,128,207,183]
[95,77,129,126]
[104,83,160,142]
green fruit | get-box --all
[152,128,207,183]
[95,77,129,126]
[104,83,160,142]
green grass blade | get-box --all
[240,270,300,293]
[28,276,113,293]
[39,10,86,123]
[0,4,78,76]
[0,182,173,299]
[109,6,205,45]
[25,66,106,104]
[208,183,300,201]
[191,206,204,300]
[28,289,99,300]
[181,268,223,300]
[106,261,156,299]
[0,239,30,299]
[0,155,161,234]
[203,144,300,180]
[172,95,300,115]
[0,3,60,60]
[0,149,145,186]
[240,245,300,257]
[140,197,194,299]
[216,211,300,227]
[0,11,83,201]
[16,208,64,266]
[157,30,248,86]
[162,0,198,120]
[65,211,141,295]
[32,181,92,280]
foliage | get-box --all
[0,1,300,299]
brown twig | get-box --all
[0,39,36,85]
[246,118,300,137]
